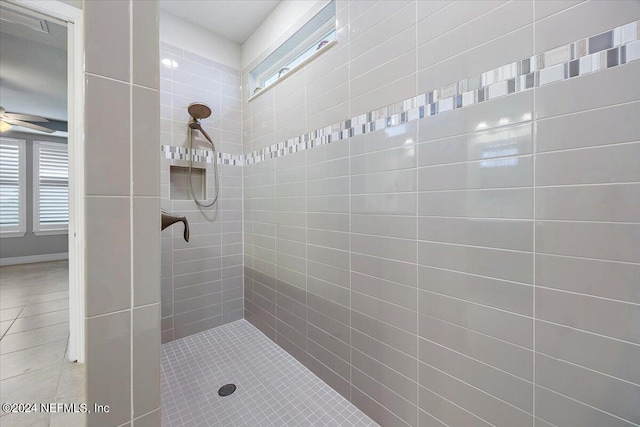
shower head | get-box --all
[187,104,215,148]
[188,102,211,120]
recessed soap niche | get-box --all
[170,165,205,200]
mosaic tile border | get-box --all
[161,21,640,167]
[161,145,244,166]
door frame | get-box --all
[8,0,85,362]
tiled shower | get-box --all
[159,43,244,342]
[157,1,640,427]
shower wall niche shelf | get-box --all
[170,165,205,201]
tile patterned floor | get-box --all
[0,261,85,427]
[162,320,377,427]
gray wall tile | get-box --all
[535,0,640,53]
[418,25,533,94]
[352,367,418,426]
[536,221,640,263]
[351,310,416,359]
[132,0,159,89]
[86,311,130,427]
[418,217,533,251]
[132,87,160,196]
[241,3,638,425]
[535,385,636,427]
[352,347,417,404]
[418,188,533,219]
[418,313,533,381]
[160,41,243,342]
[536,184,640,223]
[418,241,533,284]
[85,0,130,81]
[85,197,131,317]
[536,143,640,186]
[535,60,640,119]
[418,0,532,70]
[133,304,161,417]
[536,101,640,153]
[418,337,533,413]
[536,353,640,423]
[419,266,533,316]
[535,254,640,304]
[418,123,532,167]
[535,1,584,21]
[536,288,640,345]
[419,289,533,349]
[419,361,533,426]
[536,320,640,385]
[133,197,161,306]
[85,75,131,196]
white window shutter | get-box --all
[0,138,26,237]
[35,142,68,232]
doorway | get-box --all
[0,0,84,425]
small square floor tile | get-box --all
[161,320,377,426]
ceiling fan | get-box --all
[0,106,56,133]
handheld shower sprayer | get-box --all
[187,102,219,207]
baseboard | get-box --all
[0,252,69,266]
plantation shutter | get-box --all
[0,139,24,233]
[36,142,68,228]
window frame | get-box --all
[32,140,69,236]
[248,0,337,100]
[0,137,27,238]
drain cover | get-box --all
[218,384,236,397]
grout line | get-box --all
[534,383,640,426]
[420,361,529,422]
[536,98,640,121]
[535,285,640,307]
[419,333,534,384]
[535,349,640,387]
[535,317,640,348]
[51,334,70,404]
[534,138,640,155]
[0,333,70,356]
[129,0,135,423]
[419,310,534,352]
[532,1,537,422]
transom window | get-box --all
[249,0,336,99]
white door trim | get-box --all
[8,0,85,363]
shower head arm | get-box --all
[196,125,214,148]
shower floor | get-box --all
[161,319,377,427]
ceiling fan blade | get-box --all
[3,118,55,133]
[5,112,49,122]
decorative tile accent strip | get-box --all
[161,145,243,166]
[162,21,640,167]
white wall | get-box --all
[160,10,241,69]
[60,0,82,9]
[242,0,325,69]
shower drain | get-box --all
[218,384,236,397]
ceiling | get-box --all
[0,8,67,128]
[159,0,281,44]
